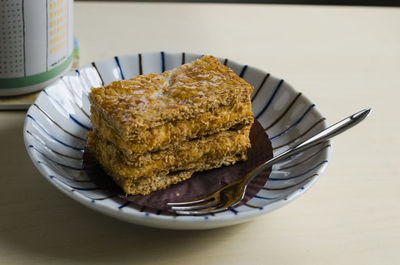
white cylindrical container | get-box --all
[0,0,73,96]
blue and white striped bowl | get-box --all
[23,52,331,230]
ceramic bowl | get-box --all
[23,52,331,229]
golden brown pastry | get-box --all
[87,56,254,195]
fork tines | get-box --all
[167,198,225,215]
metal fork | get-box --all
[167,108,371,215]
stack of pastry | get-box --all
[87,56,254,195]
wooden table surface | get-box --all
[0,2,399,265]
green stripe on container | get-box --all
[0,54,73,89]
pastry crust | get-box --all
[115,170,195,196]
[87,134,250,195]
[90,103,253,156]
[87,125,250,182]
[87,56,254,195]
[89,56,253,137]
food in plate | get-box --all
[87,56,254,195]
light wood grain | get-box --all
[0,2,399,265]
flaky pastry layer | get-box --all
[115,170,194,196]
[87,125,250,168]
[90,102,253,156]
[86,126,251,195]
[89,56,253,138]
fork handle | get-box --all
[245,108,371,185]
